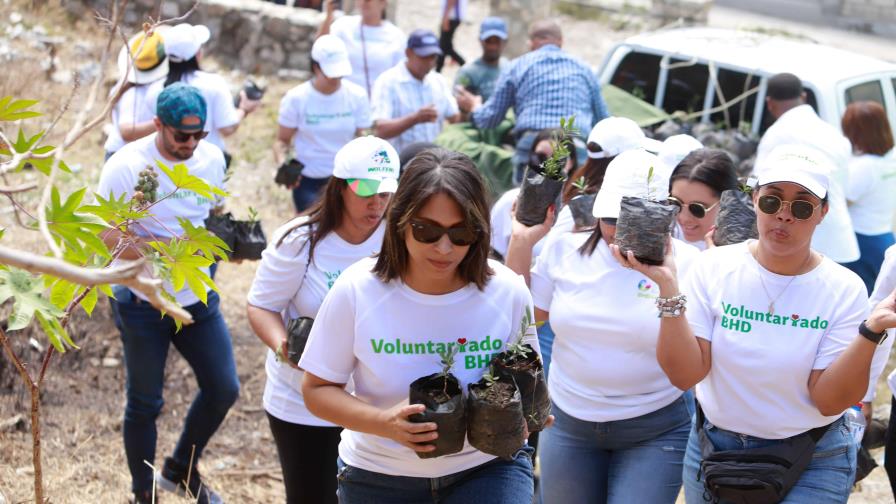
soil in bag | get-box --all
[491,344,551,433]
[614,196,677,265]
[467,378,526,459]
[408,373,467,459]
[515,165,566,227]
[567,193,597,229]
[713,189,758,246]
[204,213,237,258]
[232,220,267,261]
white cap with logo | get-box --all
[311,35,352,79]
[755,144,831,199]
[592,149,671,218]
[333,136,400,197]
[163,23,211,62]
[587,116,662,159]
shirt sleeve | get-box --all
[246,227,310,313]
[681,258,714,341]
[96,153,136,201]
[864,329,894,401]
[278,90,301,129]
[438,76,460,118]
[529,238,559,312]
[115,88,141,129]
[813,277,869,369]
[298,269,358,384]
[370,74,394,122]
[141,82,162,121]
[209,79,241,130]
[471,66,515,130]
[846,156,874,203]
[870,245,896,306]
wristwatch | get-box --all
[859,320,888,345]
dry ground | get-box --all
[0,0,894,502]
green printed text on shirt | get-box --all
[370,336,503,369]
[720,301,830,333]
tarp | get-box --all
[603,84,670,127]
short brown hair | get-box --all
[372,148,494,290]
[842,101,894,156]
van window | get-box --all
[664,58,709,115]
[709,69,760,131]
[609,51,662,104]
[845,80,885,107]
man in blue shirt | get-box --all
[454,17,509,103]
[457,20,609,184]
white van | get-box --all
[597,27,896,135]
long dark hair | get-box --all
[164,57,201,87]
[668,148,738,197]
[276,177,347,263]
[372,148,493,290]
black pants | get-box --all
[886,396,896,498]
[267,412,342,504]
[437,19,465,72]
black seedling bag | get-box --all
[275,158,304,188]
[408,373,467,459]
[516,164,566,226]
[714,190,758,247]
[467,380,526,460]
[567,194,597,229]
[204,212,237,258]
[232,220,267,261]
[491,344,551,433]
[615,196,677,265]
[286,316,314,364]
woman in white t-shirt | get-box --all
[668,148,738,251]
[274,35,372,213]
[248,136,398,504]
[841,101,896,294]
[301,148,543,503]
[627,145,896,503]
[506,149,700,503]
[318,0,406,98]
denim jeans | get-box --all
[110,285,240,493]
[539,396,690,504]
[683,414,856,504]
[842,231,895,295]
[292,175,331,213]
[537,320,555,379]
[335,446,534,503]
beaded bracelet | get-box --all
[656,294,687,318]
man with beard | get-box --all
[98,82,234,504]
[454,17,509,103]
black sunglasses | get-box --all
[756,195,820,221]
[167,126,209,143]
[409,219,478,246]
[666,196,719,219]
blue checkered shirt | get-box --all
[471,45,608,135]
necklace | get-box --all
[754,247,813,315]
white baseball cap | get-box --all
[333,136,400,196]
[163,23,210,62]
[658,134,703,171]
[586,117,661,159]
[311,35,352,79]
[592,150,671,218]
[755,144,831,199]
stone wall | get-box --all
[826,0,896,36]
[70,0,323,75]
[553,0,713,25]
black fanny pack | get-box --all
[696,403,832,504]
[285,316,314,365]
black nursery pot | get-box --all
[408,373,467,459]
[515,165,566,226]
[614,196,677,266]
[713,189,758,246]
[204,213,237,258]
[231,220,267,261]
[491,344,551,433]
[567,194,597,229]
[466,378,526,460]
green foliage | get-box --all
[247,206,259,222]
[539,116,578,181]
[81,192,149,227]
[147,239,217,305]
[481,367,499,388]
[178,218,231,260]
[0,129,71,175]
[0,96,42,121]
[506,306,536,360]
[157,160,227,202]
[0,267,75,352]
[572,176,587,194]
[44,187,111,262]
[437,345,459,378]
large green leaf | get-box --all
[156,161,227,201]
[0,129,71,175]
[82,192,149,226]
[0,97,42,121]
[45,186,112,259]
[179,218,230,260]
[147,239,217,304]
[0,267,75,352]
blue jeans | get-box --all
[110,286,240,493]
[537,320,555,379]
[683,415,856,503]
[292,175,331,213]
[335,446,534,503]
[539,396,690,504]
[843,231,895,295]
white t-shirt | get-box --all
[277,81,372,179]
[755,105,859,263]
[684,241,870,439]
[144,71,241,152]
[329,16,406,95]
[97,135,226,306]
[846,151,896,235]
[299,258,537,477]
[247,217,385,426]
[371,62,460,154]
[104,83,157,154]
[531,234,700,422]
[440,0,468,20]
[489,188,547,259]
[868,245,896,397]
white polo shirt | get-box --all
[846,151,896,235]
[329,15,406,95]
[371,62,459,154]
[755,105,859,263]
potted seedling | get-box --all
[232,206,267,261]
[614,165,678,265]
[515,117,577,226]
[467,366,527,460]
[713,184,758,246]
[491,308,551,433]
[408,347,467,459]
[566,176,597,229]
[204,211,237,259]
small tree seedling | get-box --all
[436,345,459,395]
[572,176,588,195]
[540,116,579,181]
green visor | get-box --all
[346,178,398,197]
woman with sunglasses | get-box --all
[623,145,896,503]
[507,149,700,503]
[247,136,398,504]
[667,149,739,250]
[301,148,542,503]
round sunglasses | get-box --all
[666,196,719,219]
[756,195,820,220]
[409,219,478,246]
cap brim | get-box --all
[641,138,663,153]
[194,25,211,45]
[412,46,443,57]
[592,190,622,219]
[480,30,508,41]
[756,172,827,199]
[347,178,397,197]
[320,59,352,79]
